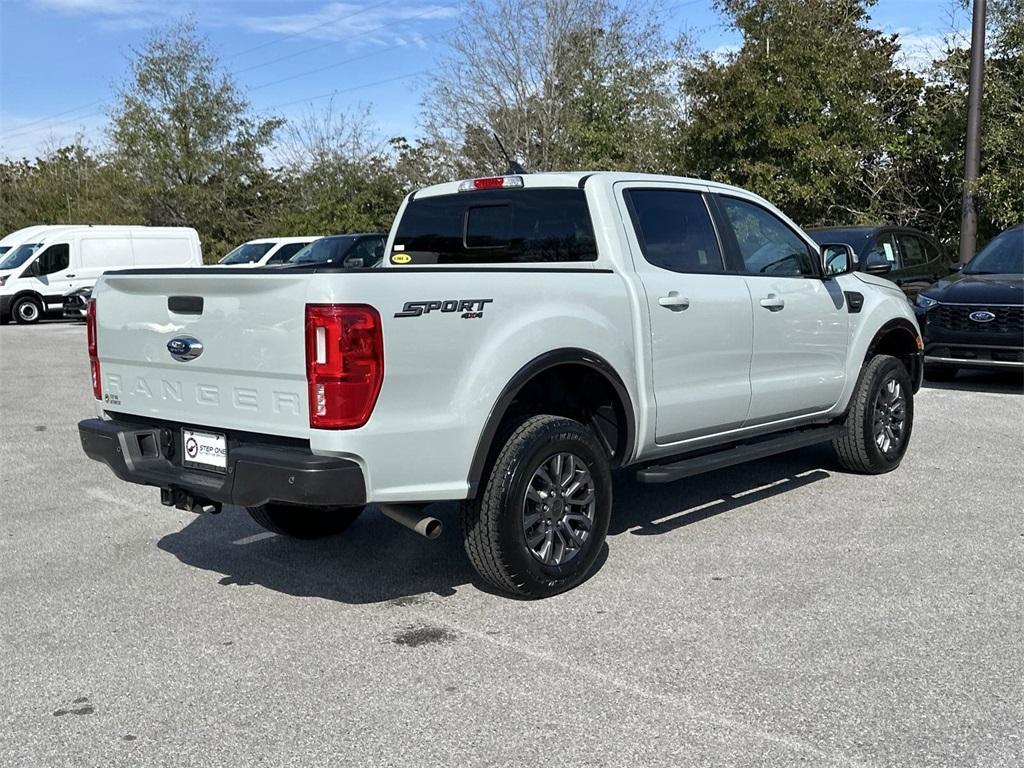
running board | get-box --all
[636,426,843,484]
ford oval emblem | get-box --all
[167,335,204,362]
[969,310,996,323]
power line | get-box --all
[267,70,428,111]
[1,99,106,140]
[250,29,452,91]
[225,0,403,60]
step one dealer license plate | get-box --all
[182,428,228,472]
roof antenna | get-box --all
[493,133,527,175]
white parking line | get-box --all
[232,531,278,545]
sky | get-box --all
[0,0,969,161]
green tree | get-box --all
[681,0,923,226]
[108,19,283,261]
[0,141,136,234]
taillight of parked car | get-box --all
[86,300,101,400]
[305,304,383,429]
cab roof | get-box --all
[412,171,756,199]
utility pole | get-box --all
[959,0,987,264]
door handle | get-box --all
[658,293,690,311]
[66,274,76,278]
[759,295,785,311]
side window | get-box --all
[719,197,815,277]
[866,233,900,269]
[267,242,307,264]
[625,189,724,274]
[897,234,927,267]
[920,237,941,264]
[36,243,70,275]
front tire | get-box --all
[833,354,914,474]
[12,296,43,324]
[461,415,612,599]
[246,503,364,539]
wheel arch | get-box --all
[9,290,45,319]
[467,348,636,498]
[865,318,923,393]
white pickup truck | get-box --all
[78,172,923,598]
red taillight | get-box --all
[305,304,383,429]
[86,300,101,400]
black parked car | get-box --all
[913,224,1024,381]
[807,225,951,298]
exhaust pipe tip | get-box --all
[418,517,443,540]
[380,504,443,539]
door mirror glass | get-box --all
[864,250,893,275]
[821,244,855,277]
[26,259,41,276]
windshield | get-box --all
[289,236,360,265]
[964,228,1023,275]
[219,242,275,264]
[0,246,9,256]
[0,242,42,270]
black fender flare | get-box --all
[866,318,923,393]
[466,348,636,498]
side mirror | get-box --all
[342,255,365,269]
[820,243,856,277]
[864,251,893,276]
[26,260,41,276]
[949,262,963,272]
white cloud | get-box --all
[240,2,457,45]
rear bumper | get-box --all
[78,417,366,508]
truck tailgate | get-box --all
[94,273,311,438]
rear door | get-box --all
[715,195,848,424]
[894,231,934,297]
[618,184,752,442]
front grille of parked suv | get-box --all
[931,305,1024,335]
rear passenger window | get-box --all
[625,189,723,274]
[719,197,816,277]
[897,234,927,267]
[393,189,597,264]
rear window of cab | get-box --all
[392,188,598,264]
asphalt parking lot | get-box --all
[1,321,1021,768]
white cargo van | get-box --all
[0,225,201,324]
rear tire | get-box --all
[12,296,43,324]
[461,415,612,599]
[246,503,364,539]
[924,364,958,382]
[833,354,914,474]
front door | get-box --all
[27,243,72,311]
[619,184,753,443]
[715,195,849,424]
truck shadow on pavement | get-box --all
[157,444,835,605]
